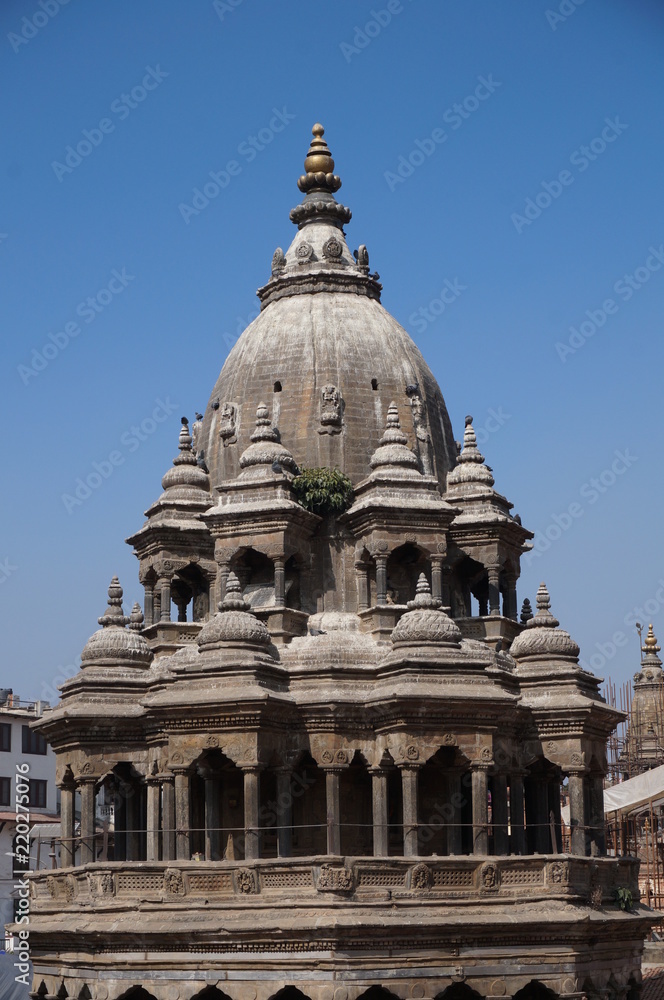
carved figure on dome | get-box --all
[219,402,237,446]
[409,393,433,475]
[319,384,343,434]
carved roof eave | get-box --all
[449,520,534,548]
[341,496,457,536]
[203,503,321,540]
[257,268,382,309]
[521,701,625,739]
[125,519,214,550]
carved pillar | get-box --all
[534,780,550,854]
[375,555,388,606]
[243,767,261,860]
[487,562,501,617]
[441,562,452,612]
[79,779,96,865]
[276,769,293,858]
[401,765,419,857]
[504,571,518,620]
[274,556,286,607]
[447,772,462,855]
[430,556,443,605]
[355,561,369,612]
[159,575,172,622]
[174,769,191,860]
[59,783,75,867]
[568,771,588,856]
[471,766,489,854]
[143,581,154,627]
[589,774,606,856]
[153,588,161,623]
[146,777,161,862]
[175,596,187,623]
[325,769,342,855]
[217,558,230,604]
[371,768,389,857]
[492,774,509,855]
[204,775,221,861]
[208,578,217,619]
[161,774,175,861]
[126,780,142,861]
[509,773,526,855]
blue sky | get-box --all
[2,0,663,705]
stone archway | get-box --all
[436,984,484,1000]
[513,982,559,1000]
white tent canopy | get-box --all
[604,763,664,816]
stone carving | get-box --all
[100,872,115,896]
[80,761,93,775]
[271,247,286,274]
[322,236,343,260]
[321,750,334,764]
[316,865,354,892]
[410,863,432,890]
[319,384,342,434]
[571,752,584,767]
[170,751,184,766]
[409,393,433,475]
[549,860,568,885]
[295,241,314,263]
[205,734,219,748]
[236,868,258,894]
[219,402,237,446]
[335,749,348,764]
[46,876,56,899]
[354,244,369,270]
[443,733,456,746]
[480,746,492,762]
[480,862,500,891]
[163,869,185,896]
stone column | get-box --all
[371,768,389,857]
[161,775,175,861]
[204,775,221,861]
[174,769,191,860]
[274,556,286,607]
[441,563,452,612]
[153,589,161,623]
[401,766,419,857]
[59,784,75,867]
[355,562,369,612]
[430,556,443,605]
[589,774,606,856]
[492,774,509,855]
[159,575,172,622]
[471,766,489,854]
[217,560,230,604]
[568,771,588,856]
[447,772,463,855]
[126,781,142,861]
[276,769,293,858]
[79,779,96,865]
[487,562,501,617]
[143,582,154,627]
[146,777,161,862]
[504,572,518,621]
[375,555,388,606]
[509,773,526,855]
[325,769,342,855]
[243,767,260,860]
[534,780,550,854]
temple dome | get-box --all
[196,125,457,490]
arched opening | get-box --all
[270,987,312,1000]
[102,764,146,862]
[371,378,378,390]
[291,753,326,856]
[450,554,485,618]
[142,566,159,625]
[340,751,372,856]
[436,986,483,1000]
[357,989,401,1000]
[191,987,235,1000]
[274,380,282,392]
[117,988,159,1000]
[512,981,559,1000]
[525,758,562,854]
[436,985,484,1000]
[77,987,92,1000]
[385,542,428,606]
[259,764,279,859]
[418,747,457,856]
[171,563,210,623]
[192,749,244,861]
[232,547,275,608]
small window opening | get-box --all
[274,381,282,392]
[371,378,378,390]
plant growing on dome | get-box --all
[614,887,633,912]
[292,467,354,517]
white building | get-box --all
[0,690,59,932]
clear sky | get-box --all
[2,0,663,706]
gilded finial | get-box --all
[644,624,661,657]
[297,123,342,195]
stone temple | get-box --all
[25,125,653,1000]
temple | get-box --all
[24,125,653,1000]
